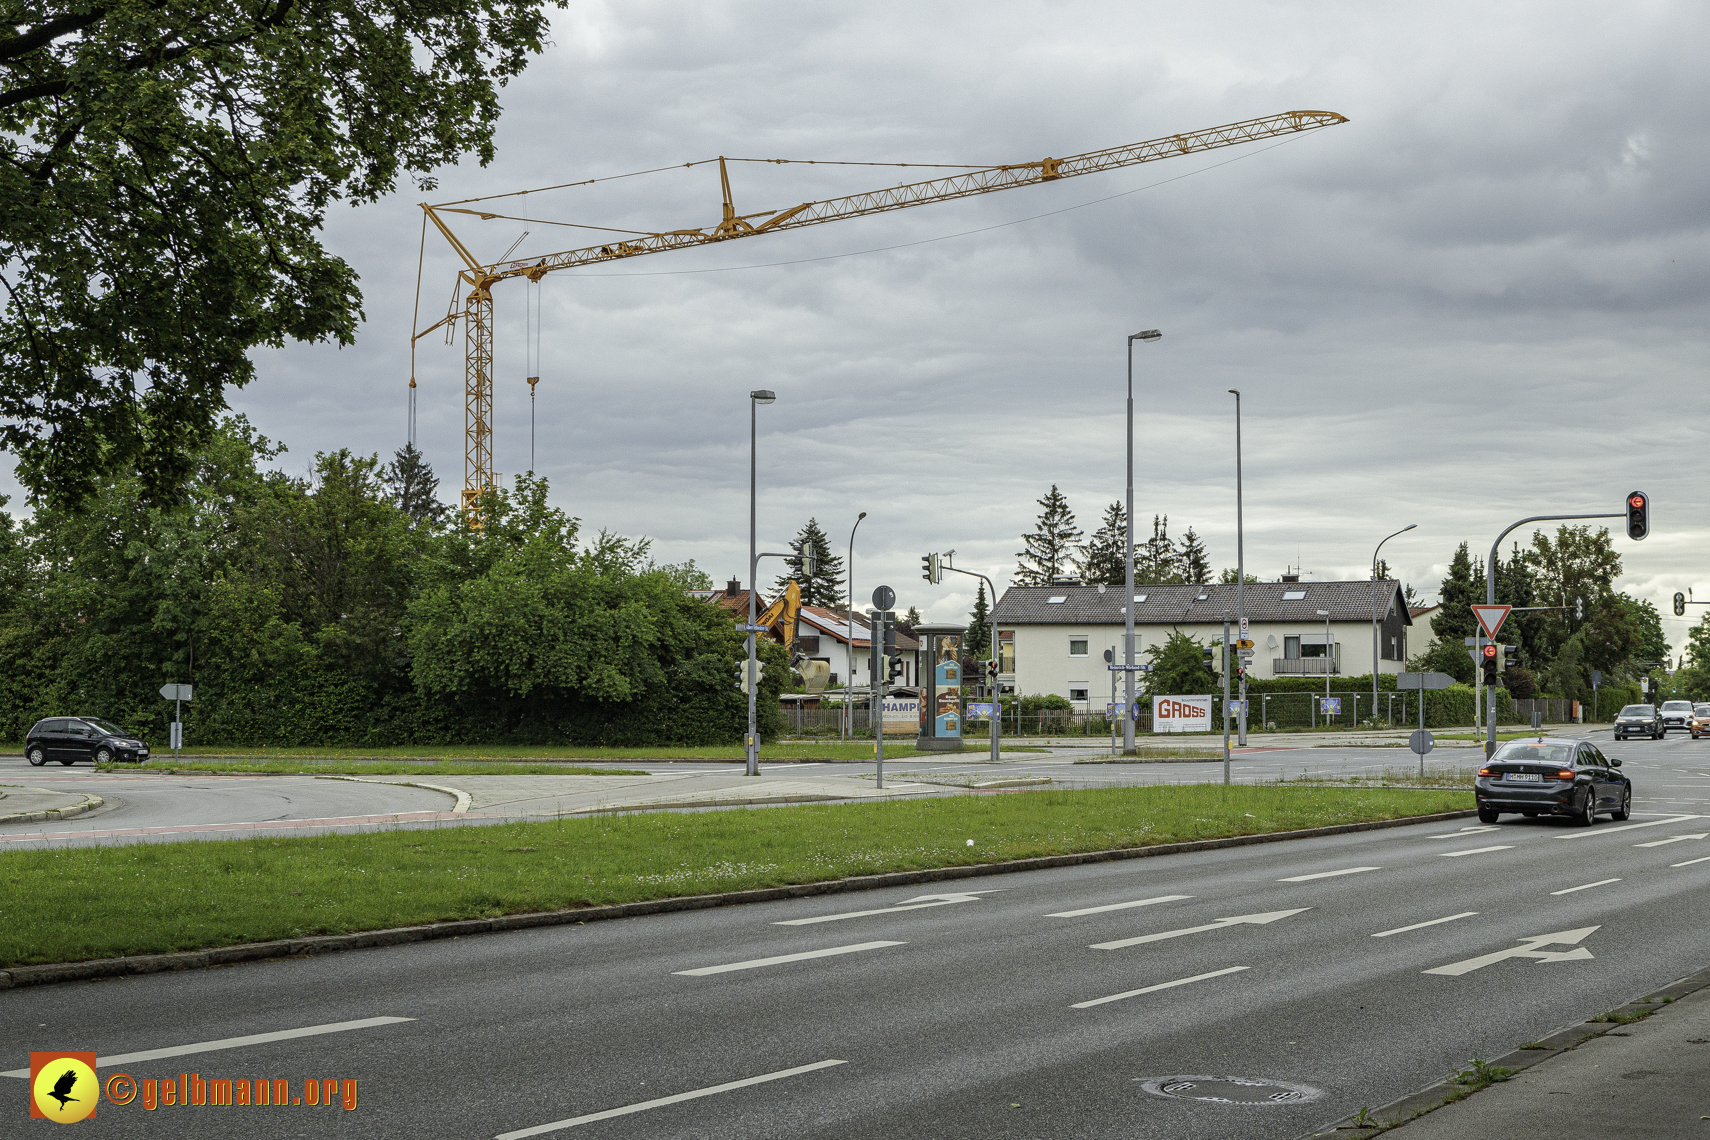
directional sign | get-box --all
[1423,926,1599,976]
[1089,908,1311,950]
[771,890,1004,926]
[1396,672,1455,691]
[159,683,192,702]
[1471,604,1512,640]
[1235,639,1255,650]
[1409,729,1435,756]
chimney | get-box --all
[1281,573,1300,583]
[725,577,741,597]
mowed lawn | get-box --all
[64,741,993,765]
[0,785,1470,968]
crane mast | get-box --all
[412,109,1347,512]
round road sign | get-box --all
[871,585,895,611]
[1410,729,1435,756]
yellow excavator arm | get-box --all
[754,579,802,656]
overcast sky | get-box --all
[42,2,1710,651]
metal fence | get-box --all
[1509,698,1575,725]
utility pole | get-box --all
[1124,329,1162,754]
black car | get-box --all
[1613,704,1662,740]
[1659,700,1695,735]
[1475,737,1630,825]
[24,717,150,766]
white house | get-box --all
[794,606,919,693]
[991,579,1412,710]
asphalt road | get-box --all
[3,732,1707,1138]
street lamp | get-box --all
[845,511,867,740]
[746,389,776,776]
[1371,523,1417,728]
[1228,389,1246,746]
[1124,328,1162,754]
[1316,609,1332,718]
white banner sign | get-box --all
[881,695,919,735]
[1153,694,1212,733]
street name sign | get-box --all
[1107,663,1151,671]
[735,623,769,632]
[159,684,192,702]
[1471,604,1512,639]
[1396,672,1455,690]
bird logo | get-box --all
[30,1053,98,1122]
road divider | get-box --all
[1072,966,1250,1009]
[1090,909,1310,951]
[673,942,903,977]
[1371,912,1477,938]
[1046,895,1192,918]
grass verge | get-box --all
[0,785,1469,968]
[70,741,983,764]
[99,761,651,777]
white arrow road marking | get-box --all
[1047,894,1193,918]
[1278,866,1380,882]
[1091,909,1311,951]
[1424,926,1600,976]
[771,890,1005,925]
[0,1017,416,1079]
[1072,966,1250,1009]
[1634,833,1709,848]
[1673,855,1710,868]
[1555,814,1704,840]
[1372,912,1478,938]
[1551,878,1621,895]
[494,1060,847,1138]
[1438,845,1516,857]
[674,941,904,976]
[1425,826,1501,838]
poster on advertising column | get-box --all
[1153,694,1212,733]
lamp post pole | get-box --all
[1124,329,1161,753]
[746,389,776,777]
[846,511,867,740]
[1316,609,1331,724]
[1371,523,1416,729]
[1228,389,1246,746]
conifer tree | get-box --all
[1177,527,1211,585]
[383,443,449,528]
[1432,542,1477,642]
[1079,502,1127,586]
[774,518,844,606]
[965,583,992,656]
[1015,485,1082,585]
[1138,514,1181,584]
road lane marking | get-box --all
[673,942,903,976]
[1425,826,1501,838]
[1372,912,1478,938]
[1091,909,1310,950]
[1072,967,1250,1009]
[1277,867,1379,882]
[1424,927,1600,976]
[1047,895,1193,918]
[1555,814,1704,840]
[1437,845,1515,857]
[1672,855,1710,867]
[1551,878,1621,895]
[493,1060,847,1138]
[772,890,1003,925]
[0,1017,416,1078]
[1634,833,1709,848]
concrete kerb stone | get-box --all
[0,794,103,827]
[1303,963,1710,1138]
[321,775,471,814]
[0,807,1475,991]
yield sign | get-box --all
[1424,926,1598,976]
[1471,604,1512,640]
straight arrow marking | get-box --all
[1090,908,1311,951]
[1634,833,1708,848]
[1424,926,1600,976]
[1555,814,1703,840]
[772,890,1003,925]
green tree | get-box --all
[1408,639,1473,684]
[1218,568,1258,584]
[1015,485,1081,585]
[1177,527,1211,585]
[1137,514,1180,584]
[1079,501,1126,585]
[774,518,844,606]
[964,583,991,657]
[1432,542,1477,643]
[903,606,922,628]
[383,443,449,529]
[1144,630,1217,695]
[0,0,563,507]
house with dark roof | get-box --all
[991,580,1411,709]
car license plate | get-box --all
[1507,772,1543,782]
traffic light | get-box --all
[734,660,765,692]
[888,655,904,682]
[789,538,816,579]
[920,552,941,584]
[986,659,999,679]
[1626,490,1649,541]
[1202,645,1217,671]
[1480,643,1499,687]
[1675,592,1687,617]
[1502,644,1518,676]
[1574,595,1584,622]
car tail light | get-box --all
[1477,767,1493,777]
[1556,770,1575,780]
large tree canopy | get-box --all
[0,0,560,506]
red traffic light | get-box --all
[1629,493,1646,509]
[1482,644,1498,659]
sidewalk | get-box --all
[1313,968,1710,1138]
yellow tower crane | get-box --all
[410,109,1347,514]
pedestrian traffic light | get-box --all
[1675,592,1686,617]
[986,659,999,679]
[1480,643,1499,687]
[920,552,941,584]
[1626,490,1649,541]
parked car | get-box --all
[1613,704,1662,740]
[1474,737,1630,825]
[1692,704,1710,740]
[24,717,150,766]
[1660,699,1696,735]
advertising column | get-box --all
[912,623,966,752]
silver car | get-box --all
[1660,699,1695,734]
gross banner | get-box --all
[882,694,920,735]
[1153,695,1212,733]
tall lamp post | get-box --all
[1124,328,1162,754]
[746,389,776,777]
[1371,523,1416,728]
[1228,389,1246,746]
[845,511,867,740]
[1316,609,1332,724]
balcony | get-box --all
[1273,657,1339,675]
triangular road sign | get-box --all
[1471,604,1512,640]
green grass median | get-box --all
[107,761,652,777]
[0,785,1469,969]
[76,741,984,766]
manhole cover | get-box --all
[1137,1075,1323,1105]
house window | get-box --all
[998,631,1015,673]
[1069,685,1090,702]
[1046,596,1067,604]
[1069,638,1089,657]
[1284,636,1300,659]
[1282,590,1306,601]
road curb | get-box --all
[1303,963,1710,1137]
[0,794,103,826]
[0,806,1474,991]
[321,775,472,814]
